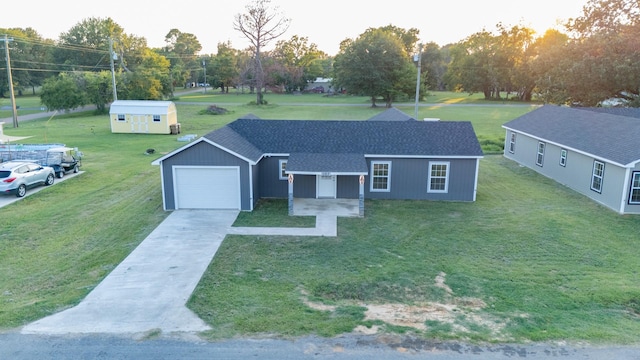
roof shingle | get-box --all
[503,105,640,166]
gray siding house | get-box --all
[503,105,640,214]
[152,115,484,213]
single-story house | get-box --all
[152,113,484,213]
[109,100,179,134]
[502,105,640,214]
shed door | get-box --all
[174,166,240,209]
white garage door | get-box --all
[173,166,241,209]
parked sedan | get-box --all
[0,161,55,197]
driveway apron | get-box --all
[22,210,239,335]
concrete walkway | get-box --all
[21,207,343,335]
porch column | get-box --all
[358,175,365,217]
[288,174,294,216]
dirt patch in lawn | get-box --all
[301,272,511,339]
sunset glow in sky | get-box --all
[4,0,588,55]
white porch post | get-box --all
[288,174,294,216]
[359,175,365,217]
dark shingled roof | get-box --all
[578,107,640,119]
[367,107,416,121]
[287,153,369,174]
[503,105,640,166]
[206,118,482,157]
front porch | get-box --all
[291,198,361,217]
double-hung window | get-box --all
[591,160,605,193]
[279,160,288,180]
[153,115,161,122]
[508,132,516,153]
[559,149,567,167]
[536,142,545,167]
[117,114,125,122]
[428,161,449,193]
[629,172,640,204]
[370,161,391,192]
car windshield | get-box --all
[0,170,10,179]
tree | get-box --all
[271,35,326,93]
[0,28,54,97]
[211,42,240,93]
[567,0,640,36]
[529,29,572,104]
[161,29,202,88]
[234,0,290,104]
[119,49,171,100]
[334,28,416,108]
[84,71,113,113]
[420,42,447,91]
[40,73,86,111]
[54,17,122,71]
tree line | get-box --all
[0,0,638,111]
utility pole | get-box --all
[414,43,422,120]
[109,38,118,101]
[2,34,18,128]
[202,59,207,94]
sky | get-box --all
[4,0,589,56]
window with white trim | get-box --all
[153,115,161,122]
[536,142,545,166]
[370,161,391,192]
[278,160,288,180]
[428,161,449,193]
[559,149,567,167]
[117,114,125,122]
[591,160,605,193]
[629,172,640,204]
[508,132,516,153]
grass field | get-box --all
[1,92,637,344]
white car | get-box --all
[0,161,55,197]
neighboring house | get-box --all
[306,77,332,93]
[502,105,640,214]
[109,100,179,134]
[152,113,484,212]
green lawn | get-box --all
[1,92,637,344]
[189,156,640,343]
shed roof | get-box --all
[109,100,175,115]
[503,105,640,166]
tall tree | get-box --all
[567,0,640,36]
[211,42,239,93]
[54,17,122,71]
[271,35,326,93]
[334,28,416,108]
[233,0,290,104]
[0,28,54,97]
[161,29,202,88]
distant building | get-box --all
[109,100,179,134]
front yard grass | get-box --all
[188,155,640,343]
[1,94,637,344]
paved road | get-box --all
[2,332,639,360]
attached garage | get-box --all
[173,166,241,209]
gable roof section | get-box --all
[204,118,483,160]
[367,107,416,121]
[109,100,175,115]
[503,105,640,166]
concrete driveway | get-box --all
[22,210,239,335]
[21,207,341,335]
